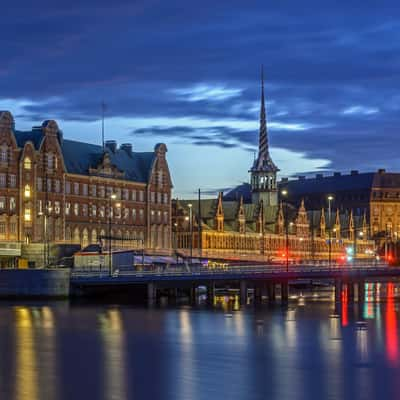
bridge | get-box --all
[70,263,400,304]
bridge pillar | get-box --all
[281,282,289,303]
[267,283,276,302]
[206,282,215,306]
[240,280,247,306]
[334,280,342,303]
[348,283,355,301]
[147,282,157,306]
[357,281,365,303]
[190,284,197,305]
[254,285,262,305]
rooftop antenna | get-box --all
[101,101,107,151]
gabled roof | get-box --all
[15,129,44,150]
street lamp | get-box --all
[327,195,334,268]
[188,203,193,265]
[281,190,289,272]
[109,193,117,276]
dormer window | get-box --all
[24,157,31,170]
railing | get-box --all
[71,263,391,279]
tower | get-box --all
[249,68,279,206]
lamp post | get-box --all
[188,203,193,265]
[108,193,117,276]
[281,190,289,273]
[327,195,334,268]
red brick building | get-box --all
[0,111,173,262]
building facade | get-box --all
[172,75,374,261]
[0,111,173,261]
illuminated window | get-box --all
[65,202,70,215]
[24,157,31,170]
[24,208,31,221]
[0,197,5,210]
[47,153,53,169]
[100,206,105,218]
[24,184,31,198]
[92,205,97,217]
[54,201,60,214]
[74,203,79,216]
[132,208,136,220]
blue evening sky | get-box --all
[1,1,400,197]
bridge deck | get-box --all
[71,265,400,286]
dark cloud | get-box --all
[1,0,400,176]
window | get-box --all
[38,200,43,214]
[150,192,155,203]
[46,153,53,169]
[106,186,113,197]
[139,209,144,221]
[0,222,5,234]
[132,190,136,201]
[55,180,61,193]
[0,147,7,164]
[65,181,71,194]
[100,206,105,218]
[164,193,169,204]
[139,191,144,202]
[0,197,5,210]
[74,182,79,195]
[82,204,88,217]
[157,210,161,223]
[65,202,71,216]
[123,189,129,200]
[82,184,88,196]
[24,157,31,169]
[164,211,168,224]
[24,208,31,222]
[34,178,41,192]
[0,173,6,188]
[90,185,97,197]
[74,203,79,216]
[115,206,121,219]
[10,223,16,234]
[158,170,163,185]
[92,205,97,217]
[24,185,31,198]
[99,186,105,198]
[9,174,16,188]
[124,208,129,219]
[46,178,52,192]
[115,188,121,199]
[151,210,155,223]
[157,192,162,203]
[10,197,15,212]
[46,201,52,213]
[54,201,61,214]
[132,208,136,220]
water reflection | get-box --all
[386,283,398,365]
[99,309,127,400]
[15,307,38,400]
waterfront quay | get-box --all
[70,264,400,305]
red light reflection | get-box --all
[386,283,398,364]
[341,286,348,327]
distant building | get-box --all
[0,111,172,266]
[173,74,373,261]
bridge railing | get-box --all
[71,263,390,279]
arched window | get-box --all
[24,208,31,222]
[24,185,31,198]
[24,157,31,170]
[91,229,97,244]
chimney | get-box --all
[105,140,117,153]
[120,143,133,157]
[333,172,341,177]
[350,170,358,175]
